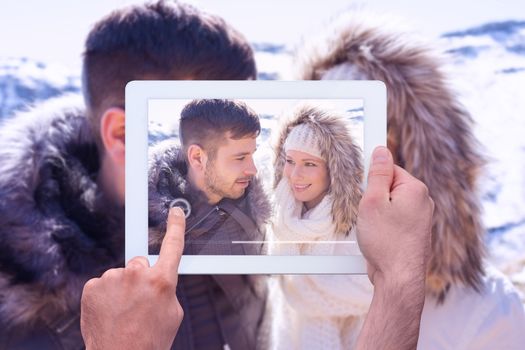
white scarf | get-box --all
[271,177,338,256]
[269,177,373,350]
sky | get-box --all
[1,0,524,71]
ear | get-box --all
[186,144,207,172]
[100,107,125,165]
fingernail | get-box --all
[373,147,389,164]
[171,207,184,217]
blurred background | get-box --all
[1,0,524,296]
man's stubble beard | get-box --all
[204,159,245,200]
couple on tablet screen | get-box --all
[147,98,368,349]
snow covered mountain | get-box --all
[438,21,525,272]
[0,57,80,121]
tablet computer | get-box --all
[125,81,385,274]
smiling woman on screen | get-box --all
[269,104,373,350]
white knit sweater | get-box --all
[269,178,373,350]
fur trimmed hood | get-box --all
[272,104,363,235]
[294,12,486,300]
[148,139,271,248]
[0,95,124,329]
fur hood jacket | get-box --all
[272,104,363,236]
[0,96,124,347]
[294,13,486,300]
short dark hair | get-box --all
[82,0,256,149]
[180,99,260,159]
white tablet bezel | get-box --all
[125,80,386,274]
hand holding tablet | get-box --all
[355,146,433,350]
[357,147,434,286]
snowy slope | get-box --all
[0,57,80,121]
[438,21,525,276]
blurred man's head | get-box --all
[180,99,260,204]
[81,1,256,205]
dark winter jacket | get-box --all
[0,95,124,349]
[148,140,271,350]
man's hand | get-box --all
[356,146,434,350]
[357,146,433,286]
[81,207,186,350]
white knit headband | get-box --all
[283,124,324,160]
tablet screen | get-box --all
[147,98,363,257]
[125,80,385,273]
